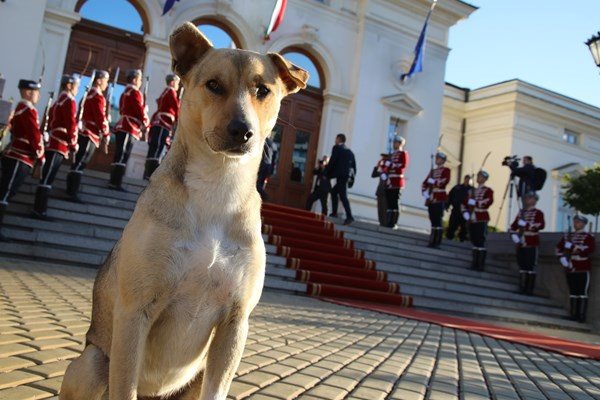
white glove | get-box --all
[463,212,470,221]
[380,173,388,181]
[422,191,430,199]
[77,120,84,130]
[511,234,521,244]
[467,199,476,206]
[518,219,527,227]
[43,132,49,143]
[384,160,391,167]
[564,241,573,249]
[427,178,435,185]
[559,256,570,268]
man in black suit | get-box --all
[509,155,536,207]
[325,133,356,225]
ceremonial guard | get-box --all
[0,80,44,241]
[510,192,545,295]
[32,74,79,219]
[110,69,148,191]
[305,156,330,215]
[422,152,450,247]
[371,153,390,226]
[462,171,493,270]
[380,135,409,229]
[67,70,110,203]
[556,215,595,322]
[144,74,180,179]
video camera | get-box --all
[501,155,520,168]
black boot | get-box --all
[385,210,395,228]
[477,249,487,271]
[578,298,588,323]
[566,297,578,320]
[66,172,84,203]
[526,273,536,296]
[392,210,400,227]
[144,159,159,180]
[435,228,443,247]
[427,228,436,248]
[519,273,528,294]
[471,248,479,269]
[0,203,9,242]
[31,186,54,221]
[109,165,127,192]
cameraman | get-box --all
[508,155,536,205]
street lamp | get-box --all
[586,32,600,68]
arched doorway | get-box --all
[266,49,324,209]
[63,0,149,171]
[193,17,243,49]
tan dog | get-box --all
[59,22,308,400]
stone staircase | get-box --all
[0,166,590,332]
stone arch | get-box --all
[265,36,339,94]
[73,0,152,35]
[192,16,244,49]
[280,47,325,91]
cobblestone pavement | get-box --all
[1,260,600,400]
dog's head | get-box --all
[170,22,309,159]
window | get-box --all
[387,117,405,154]
[563,130,579,145]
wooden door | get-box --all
[266,89,323,208]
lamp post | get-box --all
[586,32,600,68]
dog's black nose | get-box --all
[227,119,254,143]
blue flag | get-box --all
[162,0,180,16]
[402,1,437,81]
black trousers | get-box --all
[427,202,444,228]
[71,135,96,173]
[146,126,169,161]
[385,188,400,211]
[39,151,64,188]
[567,272,590,297]
[0,157,31,205]
[306,187,329,215]
[517,247,538,273]
[447,208,467,241]
[113,131,134,167]
[469,221,487,248]
[331,177,352,219]
[375,181,387,226]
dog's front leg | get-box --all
[108,305,153,400]
[200,316,249,400]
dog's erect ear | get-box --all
[170,22,213,78]
[267,53,310,95]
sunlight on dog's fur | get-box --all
[59,22,308,400]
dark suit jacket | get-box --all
[325,144,356,179]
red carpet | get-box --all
[324,298,600,360]
[262,203,412,308]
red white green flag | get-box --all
[264,0,287,40]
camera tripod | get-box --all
[494,176,520,229]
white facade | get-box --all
[442,80,600,232]
[0,0,475,230]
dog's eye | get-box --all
[206,80,224,95]
[256,84,270,99]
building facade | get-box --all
[442,80,600,232]
[0,0,475,229]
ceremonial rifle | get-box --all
[103,68,120,154]
[562,215,573,269]
[142,75,150,141]
[467,152,492,217]
[39,91,55,146]
[424,134,444,206]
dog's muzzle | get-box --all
[227,119,254,145]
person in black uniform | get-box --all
[509,155,536,206]
[446,175,472,242]
[257,137,274,200]
[306,155,330,215]
[325,133,356,225]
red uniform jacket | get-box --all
[422,166,451,203]
[463,185,494,222]
[115,84,148,139]
[81,86,109,147]
[510,208,545,247]
[381,150,409,189]
[556,231,596,272]
[150,87,179,131]
[4,100,44,167]
[46,91,77,158]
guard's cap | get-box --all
[165,74,180,84]
[435,151,447,161]
[126,69,143,80]
[95,70,109,80]
[18,80,41,90]
[60,74,80,86]
[574,215,589,224]
[393,134,405,144]
[477,170,489,179]
[523,191,539,200]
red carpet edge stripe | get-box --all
[323,298,600,360]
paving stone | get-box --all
[0,385,53,400]
[0,357,36,373]
[227,381,259,399]
[258,382,305,399]
[236,371,279,388]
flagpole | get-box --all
[401,0,438,81]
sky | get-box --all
[445,0,600,107]
[81,0,600,107]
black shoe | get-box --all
[66,194,85,204]
[343,217,355,226]
[0,231,9,242]
[30,211,54,222]
[329,213,338,218]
